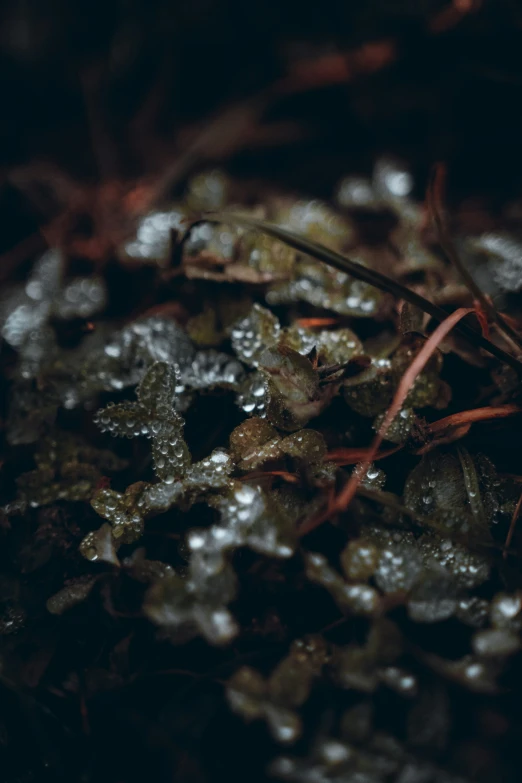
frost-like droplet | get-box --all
[231,304,281,367]
[374,544,423,594]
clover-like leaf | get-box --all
[182,448,234,494]
[281,325,363,366]
[136,360,178,414]
[212,483,297,559]
[0,249,107,382]
[343,337,447,427]
[225,426,335,480]
[236,370,270,417]
[407,567,458,623]
[357,524,485,625]
[79,523,121,565]
[266,201,382,317]
[472,628,520,658]
[330,619,406,694]
[468,232,522,293]
[94,400,152,438]
[144,557,238,645]
[305,552,380,616]
[80,317,195,397]
[83,446,234,558]
[229,418,283,470]
[53,276,107,319]
[341,158,441,275]
[235,229,296,278]
[259,345,328,432]
[281,429,326,469]
[404,448,497,537]
[373,406,415,445]
[417,533,489,590]
[0,250,60,350]
[267,257,382,317]
[343,359,394,417]
[275,197,356,251]
[181,349,245,391]
[186,307,223,346]
[490,592,522,631]
[392,337,446,409]
[340,538,381,582]
[151,421,191,483]
[121,206,187,266]
[17,463,100,507]
[374,542,423,594]
[95,361,191,483]
[231,304,281,367]
[227,636,329,743]
[90,482,149,544]
[16,432,127,507]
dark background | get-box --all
[1,0,522,259]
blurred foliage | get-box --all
[2,59,522,779]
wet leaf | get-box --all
[144,559,238,645]
[343,359,394,417]
[227,636,329,743]
[229,417,283,470]
[236,370,270,417]
[259,345,328,432]
[267,256,383,317]
[374,543,423,594]
[181,349,245,391]
[6,382,59,445]
[95,361,191,483]
[404,448,497,537]
[212,482,297,559]
[237,230,296,278]
[305,552,380,616]
[79,523,120,565]
[407,568,457,623]
[472,629,520,658]
[469,232,522,293]
[47,576,98,615]
[121,206,187,266]
[17,432,127,507]
[80,316,195,398]
[282,324,363,366]
[231,304,281,367]
[89,482,149,544]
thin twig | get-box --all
[429,403,522,433]
[326,446,401,465]
[417,403,522,452]
[299,307,475,536]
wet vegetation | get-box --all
[2,157,522,782]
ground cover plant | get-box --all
[2,153,522,782]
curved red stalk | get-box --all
[300,307,476,536]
